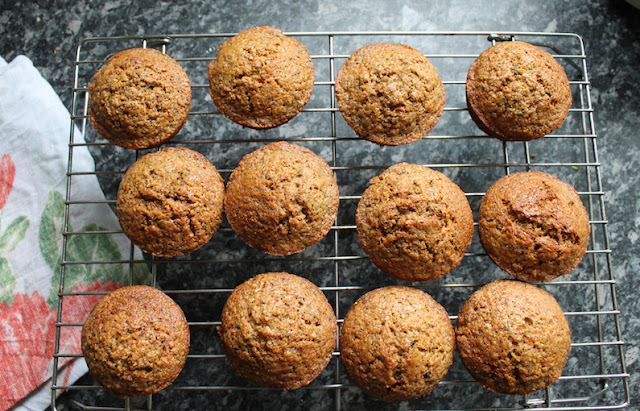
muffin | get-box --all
[81,285,190,397]
[479,171,590,282]
[335,43,445,145]
[466,40,572,141]
[88,48,192,149]
[224,141,339,256]
[356,163,474,282]
[456,280,571,395]
[207,26,314,129]
[218,272,337,389]
[116,147,225,257]
[339,286,455,402]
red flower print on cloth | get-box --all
[0,154,15,211]
[0,292,57,411]
[0,280,120,411]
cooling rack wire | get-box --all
[51,31,630,410]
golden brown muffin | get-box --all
[456,280,571,395]
[224,141,339,256]
[479,171,590,282]
[88,48,191,149]
[335,43,445,146]
[116,147,225,257]
[207,26,314,129]
[339,286,455,402]
[81,285,190,397]
[218,272,337,389]
[466,40,572,141]
[356,163,474,282]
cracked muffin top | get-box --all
[81,285,190,397]
[224,141,339,256]
[88,48,191,149]
[218,272,337,390]
[466,41,572,141]
[456,279,571,395]
[207,26,315,129]
[335,43,445,146]
[356,163,474,282]
[479,171,590,282]
[116,147,225,257]
[339,286,455,402]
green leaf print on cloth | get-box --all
[0,259,17,304]
[39,190,64,272]
[39,190,131,308]
[0,215,30,304]
[0,215,29,254]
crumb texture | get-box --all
[224,141,339,256]
[335,43,445,145]
[116,147,225,257]
[88,48,191,149]
[456,280,571,395]
[479,171,590,281]
[356,163,474,281]
[218,272,337,389]
[339,286,455,402]
[81,285,190,397]
[207,26,314,129]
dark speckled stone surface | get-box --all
[2,1,639,410]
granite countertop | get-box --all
[2,1,639,410]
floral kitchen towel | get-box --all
[0,55,140,410]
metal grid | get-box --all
[51,31,630,410]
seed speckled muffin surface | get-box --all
[116,147,225,257]
[456,280,571,395]
[479,171,590,282]
[88,48,191,149]
[81,285,190,397]
[466,40,572,141]
[335,43,445,145]
[207,26,314,129]
[356,163,474,282]
[224,141,339,256]
[218,272,337,390]
[339,286,455,402]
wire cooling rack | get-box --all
[51,31,630,410]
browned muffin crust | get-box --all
[339,286,455,402]
[88,48,192,149]
[456,280,571,395]
[479,171,590,282]
[335,43,445,146]
[81,285,190,397]
[207,26,314,129]
[116,147,225,257]
[356,163,474,282]
[224,141,339,256]
[466,41,572,141]
[218,272,337,390]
